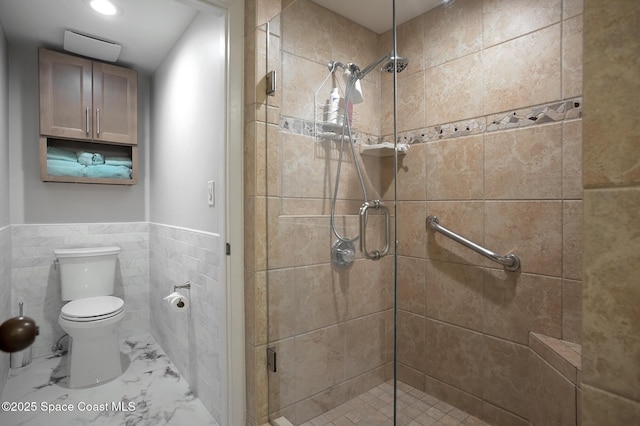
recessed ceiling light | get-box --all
[90,0,118,16]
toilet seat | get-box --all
[60,296,124,322]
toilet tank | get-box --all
[54,246,121,301]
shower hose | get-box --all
[330,73,369,244]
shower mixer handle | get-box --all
[359,200,390,260]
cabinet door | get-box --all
[39,49,93,140]
[92,62,138,144]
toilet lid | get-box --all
[61,296,124,321]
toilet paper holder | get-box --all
[174,281,191,292]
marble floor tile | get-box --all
[0,334,218,426]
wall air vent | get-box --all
[63,30,121,62]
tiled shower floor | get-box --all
[300,380,489,426]
[0,334,218,426]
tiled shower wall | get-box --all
[0,226,11,397]
[581,0,640,424]
[10,222,150,359]
[245,0,584,425]
[387,0,584,423]
[149,222,226,423]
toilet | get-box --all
[54,246,125,388]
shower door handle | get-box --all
[359,200,390,260]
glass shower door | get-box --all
[263,1,401,424]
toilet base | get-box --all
[59,310,125,388]
[67,333,122,388]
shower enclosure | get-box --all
[250,0,584,425]
[261,2,404,421]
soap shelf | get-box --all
[360,142,410,157]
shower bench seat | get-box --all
[528,332,581,426]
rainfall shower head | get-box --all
[354,51,409,79]
[381,55,409,73]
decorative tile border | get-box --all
[397,98,582,145]
[281,116,315,138]
[486,99,582,132]
[280,98,582,146]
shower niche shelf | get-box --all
[360,142,409,157]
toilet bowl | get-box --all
[54,247,125,388]
[58,296,125,388]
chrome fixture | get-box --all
[350,51,409,80]
[326,51,408,269]
[51,333,69,356]
[359,200,390,260]
[173,281,192,291]
[327,60,346,73]
[331,239,356,269]
[426,215,521,271]
[328,51,408,79]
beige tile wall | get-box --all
[581,0,640,424]
[393,0,584,424]
[244,0,590,425]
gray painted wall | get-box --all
[149,10,228,422]
[150,10,226,234]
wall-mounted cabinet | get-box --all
[39,48,137,144]
[38,48,138,185]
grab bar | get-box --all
[359,200,390,260]
[426,215,521,271]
